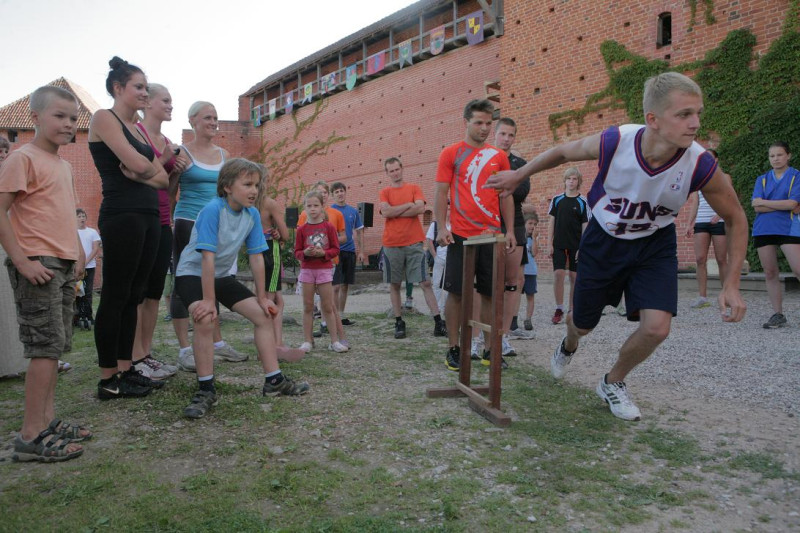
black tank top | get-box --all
[90,110,158,218]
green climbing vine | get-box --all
[248,98,348,269]
[548,11,800,272]
[688,0,716,31]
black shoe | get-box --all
[341,318,355,326]
[262,376,310,396]
[184,390,218,419]
[394,319,406,339]
[433,320,448,337]
[122,368,165,389]
[481,350,508,370]
[97,373,152,400]
[445,346,460,371]
[312,328,322,338]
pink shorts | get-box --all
[298,268,333,285]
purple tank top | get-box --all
[136,123,175,226]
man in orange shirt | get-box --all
[379,158,446,339]
[434,99,516,371]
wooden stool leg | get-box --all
[458,245,476,386]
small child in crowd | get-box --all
[522,212,540,332]
[294,190,346,353]
[174,158,309,419]
[0,86,89,462]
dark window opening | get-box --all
[8,130,18,142]
[657,12,672,48]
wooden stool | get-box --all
[426,233,511,427]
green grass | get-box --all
[0,307,796,532]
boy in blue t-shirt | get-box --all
[522,212,539,332]
[330,182,364,324]
[175,158,309,419]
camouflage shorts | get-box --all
[5,256,75,359]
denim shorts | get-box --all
[5,256,75,358]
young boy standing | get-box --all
[330,182,365,325]
[0,86,88,462]
[548,167,588,324]
[522,212,540,332]
[486,72,747,420]
[175,158,309,419]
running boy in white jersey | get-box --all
[485,72,747,421]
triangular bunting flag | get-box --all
[430,26,445,55]
[302,82,313,104]
[398,39,413,68]
[466,11,484,45]
[345,65,358,90]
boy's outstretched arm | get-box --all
[0,192,53,285]
[485,132,602,196]
[701,168,747,322]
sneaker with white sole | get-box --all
[213,342,248,362]
[551,337,575,379]
[690,296,711,309]
[177,348,196,372]
[470,335,484,361]
[596,377,641,421]
[298,342,313,353]
[763,313,787,329]
[508,328,535,340]
[328,341,349,353]
[501,335,517,356]
[133,357,174,380]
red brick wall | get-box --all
[229,39,502,257]
[499,0,791,269]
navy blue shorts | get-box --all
[572,219,677,330]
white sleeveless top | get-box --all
[696,191,722,224]
[586,124,717,240]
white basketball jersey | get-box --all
[586,125,717,240]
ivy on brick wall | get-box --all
[248,98,348,270]
[548,15,800,272]
[687,0,716,31]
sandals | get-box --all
[183,390,218,419]
[13,428,83,463]
[49,418,92,442]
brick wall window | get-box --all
[657,12,672,48]
[7,130,17,142]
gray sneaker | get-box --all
[183,390,218,419]
[262,376,310,397]
[763,313,787,329]
[214,342,248,362]
[508,328,535,340]
[177,348,196,372]
[133,357,174,380]
[551,337,575,379]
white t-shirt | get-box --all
[78,227,101,268]
[425,221,449,261]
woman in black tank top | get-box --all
[88,56,169,400]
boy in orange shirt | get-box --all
[0,86,88,462]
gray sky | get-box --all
[0,0,415,140]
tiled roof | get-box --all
[0,77,101,130]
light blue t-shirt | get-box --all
[752,167,800,237]
[524,236,538,276]
[173,147,225,221]
[330,203,363,253]
[176,197,268,278]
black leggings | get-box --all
[170,218,195,319]
[95,212,160,369]
[142,225,173,301]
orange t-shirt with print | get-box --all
[379,183,426,247]
[298,207,345,264]
[435,141,510,238]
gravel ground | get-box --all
[284,277,800,415]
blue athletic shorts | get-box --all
[572,219,677,330]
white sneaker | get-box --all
[690,296,711,309]
[149,354,178,374]
[470,336,484,358]
[299,342,313,353]
[177,348,196,372]
[596,377,642,421]
[508,328,535,340]
[213,342,248,362]
[551,337,574,379]
[133,356,174,380]
[501,335,517,356]
[328,341,349,353]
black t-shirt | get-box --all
[90,110,158,219]
[501,153,530,235]
[548,194,588,250]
